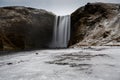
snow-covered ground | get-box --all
[0,47,120,80]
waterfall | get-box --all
[50,15,71,48]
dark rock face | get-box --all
[0,6,55,50]
[70,3,120,47]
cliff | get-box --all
[0,6,55,50]
[70,3,120,47]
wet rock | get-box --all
[6,62,13,65]
[35,53,39,55]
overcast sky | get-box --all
[0,0,120,15]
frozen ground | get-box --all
[0,47,120,80]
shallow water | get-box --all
[0,47,120,80]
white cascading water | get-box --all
[50,15,71,48]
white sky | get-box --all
[0,0,120,15]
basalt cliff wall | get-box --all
[0,3,120,50]
[0,6,55,50]
[70,3,120,47]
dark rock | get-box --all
[0,6,55,50]
[7,62,13,65]
[35,53,39,55]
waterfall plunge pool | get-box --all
[0,47,120,80]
